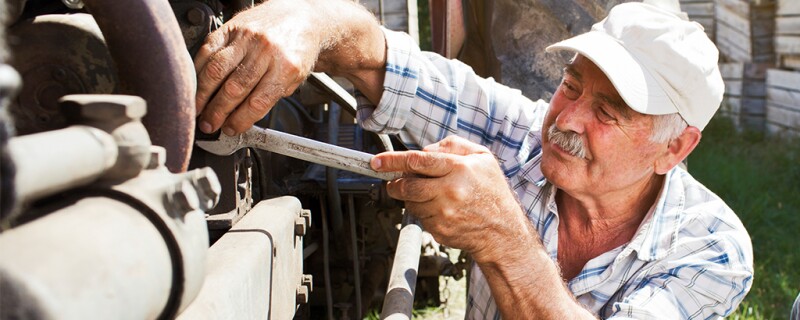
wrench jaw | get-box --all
[194,132,245,156]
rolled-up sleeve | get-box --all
[356,28,549,175]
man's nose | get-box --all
[554,98,591,134]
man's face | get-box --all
[541,55,666,198]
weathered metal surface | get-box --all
[8,125,117,204]
[0,149,217,319]
[0,196,173,320]
[7,13,117,135]
[190,147,253,231]
[380,213,422,320]
[170,0,220,57]
[177,196,307,319]
[84,0,196,173]
[196,126,403,181]
[61,94,151,180]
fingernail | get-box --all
[371,157,382,170]
[199,121,213,133]
[222,127,235,136]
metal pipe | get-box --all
[347,195,363,319]
[83,0,196,173]
[319,197,335,320]
[8,125,117,204]
[380,213,422,320]
[326,102,345,235]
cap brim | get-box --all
[546,31,677,116]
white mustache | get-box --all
[547,124,586,159]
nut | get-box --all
[295,210,311,236]
[189,167,221,211]
[147,146,167,170]
[60,94,146,124]
[187,7,206,26]
[166,180,200,217]
[302,274,313,291]
[296,285,309,304]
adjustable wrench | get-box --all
[195,126,403,181]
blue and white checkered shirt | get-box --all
[356,28,754,319]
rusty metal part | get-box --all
[84,0,196,173]
[7,13,117,135]
[190,147,253,232]
[196,126,403,181]
[170,0,220,57]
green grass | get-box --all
[688,118,800,319]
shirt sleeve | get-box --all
[605,212,754,319]
[356,28,549,176]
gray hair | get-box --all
[650,113,688,143]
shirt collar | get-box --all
[627,167,686,261]
[521,151,548,187]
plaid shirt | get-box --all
[356,29,754,319]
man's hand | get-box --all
[371,136,529,262]
[194,0,321,136]
[194,0,387,136]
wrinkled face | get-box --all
[541,55,665,197]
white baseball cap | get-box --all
[545,1,724,130]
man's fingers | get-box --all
[193,30,228,74]
[372,151,455,177]
[222,70,296,134]
[198,46,272,134]
[422,135,491,155]
[385,177,438,203]
[195,44,246,116]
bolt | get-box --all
[294,217,307,236]
[60,94,147,124]
[296,285,309,304]
[302,274,313,291]
[187,7,206,26]
[295,209,311,236]
[166,180,200,217]
[188,167,221,211]
[147,146,167,170]
[51,67,67,81]
[301,209,311,227]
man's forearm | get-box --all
[475,219,597,319]
[312,0,387,104]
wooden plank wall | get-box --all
[681,0,716,38]
[776,0,800,69]
[766,69,800,137]
[719,62,770,131]
[715,0,776,63]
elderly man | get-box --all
[194,0,753,318]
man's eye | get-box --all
[597,107,617,123]
[561,81,579,99]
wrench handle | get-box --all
[245,127,403,181]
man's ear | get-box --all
[655,126,701,174]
